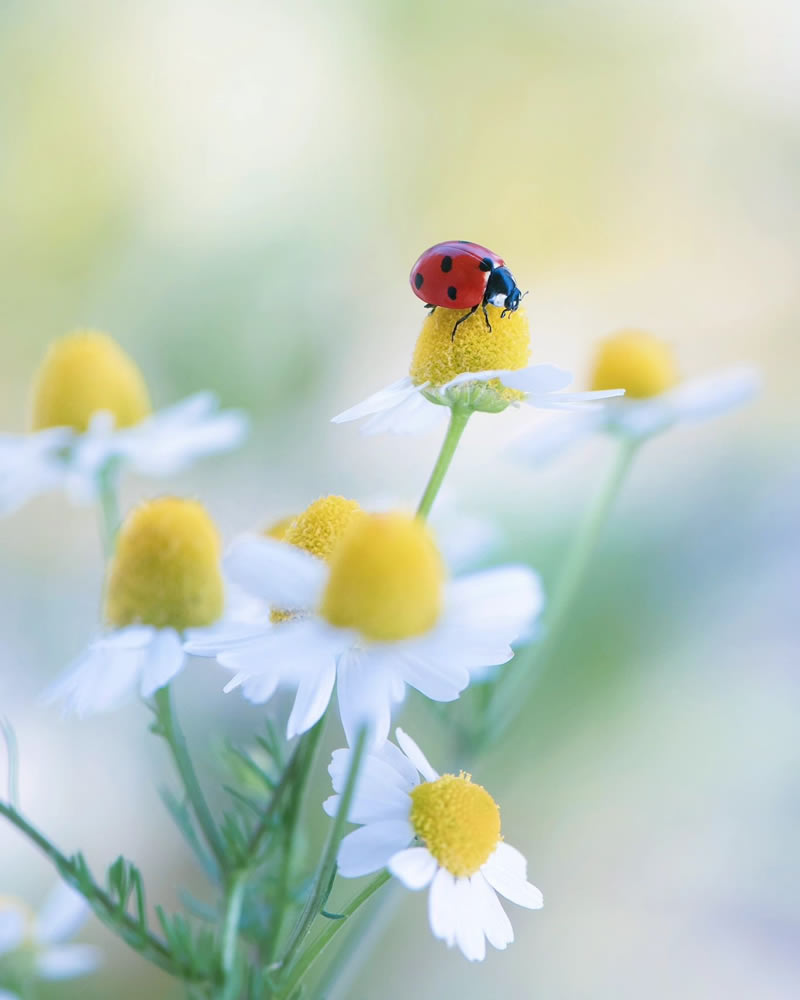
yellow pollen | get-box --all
[409,304,530,400]
[410,773,501,877]
[263,514,297,541]
[29,330,152,432]
[284,495,364,562]
[590,330,680,399]
[105,498,224,630]
[320,512,444,641]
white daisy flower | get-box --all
[512,330,760,464]
[332,304,621,436]
[324,728,543,962]
[47,497,266,716]
[0,881,100,995]
[186,503,542,746]
[0,330,247,512]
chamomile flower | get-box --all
[332,305,621,435]
[512,330,760,463]
[324,728,543,962]
[47,497,265,716]
[0,330,247,513]
[186,500,542,745]
[0,881,100,996]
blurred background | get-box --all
[0,0,797,996]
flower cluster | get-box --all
[0,268,757,993]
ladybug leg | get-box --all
[450,304,479,340]
[481,302,492,333]
[424,303,437,314]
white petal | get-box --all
[36,944,101,980]
[373,739,421,788]
[336,649,395,748]
[428,867,457,946]
[224,536,327,610]
[484,364,574,394]
[286,659,336,739]
[453,877,486,961]
[444,566,543,642]
[331,377,419,423]
[45,633,150,717]
[0,431,70,514]
[0,990,21,1000]
[138,629,185,698]
[668,366,760,424]
[482,843,543,910]
[236,669,281,705]
[0,909,25,956]
[395,728,439,782]
[184,620,272,655]
[337,820,413,878]
[326,751,413,824]
[470,871,514,950]
[361,390,446,436]
[329,748,416,797]
[34,882,89,946]
[388,847,437,890]
[610,398,674,437]
[383,648,469,702]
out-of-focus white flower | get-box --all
[187,510,542,746]
[47,498,266,716]
[324,728,543,962]
[332,304,621,436]
[0,881,100,994]
[0,331,247,514]
[512,331,760,464]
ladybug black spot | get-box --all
[414,272,424,290]
[441,255,453,273]
[479,257,493,272]
[447,286,458,301]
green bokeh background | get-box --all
[0,1,796,997]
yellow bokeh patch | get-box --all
[590,330,679,399]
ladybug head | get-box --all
[485,266,522,315]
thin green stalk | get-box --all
[0,801,211,982]
[1,718,19,807]
[416,407,471,518]
[489,436,640,735]
[221,871,246,992]
[153,686,228,875]
[97,461,121,559]
[263,719,327,963]
[276,728,368,987]
[277,871,390,999]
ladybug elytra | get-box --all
[409,241,524,339]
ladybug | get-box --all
[409,240,524,338]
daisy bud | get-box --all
[29,330,151,432]
[590,330,679,399]
[105,498,224,630]
[410,305,530,413]
[320,513,444,641]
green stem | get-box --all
[416,407,471,519]
[263,719,327,963]
[278,871,390,999]
[153,686,228,876]
[0,801,210,982]
[276,728,368,986]
[489,436,640,735]
[221,871,246,992]
[97,461,121,559]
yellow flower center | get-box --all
[263,514,296,541]
[29,330,152,432]
[410,773,501,877]
[284,495,364,562]
[320,513,444,641]
[409,304,530,401]
[105,498,224,630]
[590,330,679,399]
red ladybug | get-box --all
[409,240,523,338]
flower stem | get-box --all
[153,686,228,876]
[276,728,368,988]
[220,870,246,993]
[97,460,121,559]
[277,870,391,999]
[490,436,640,735]
[416,407,471,519]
